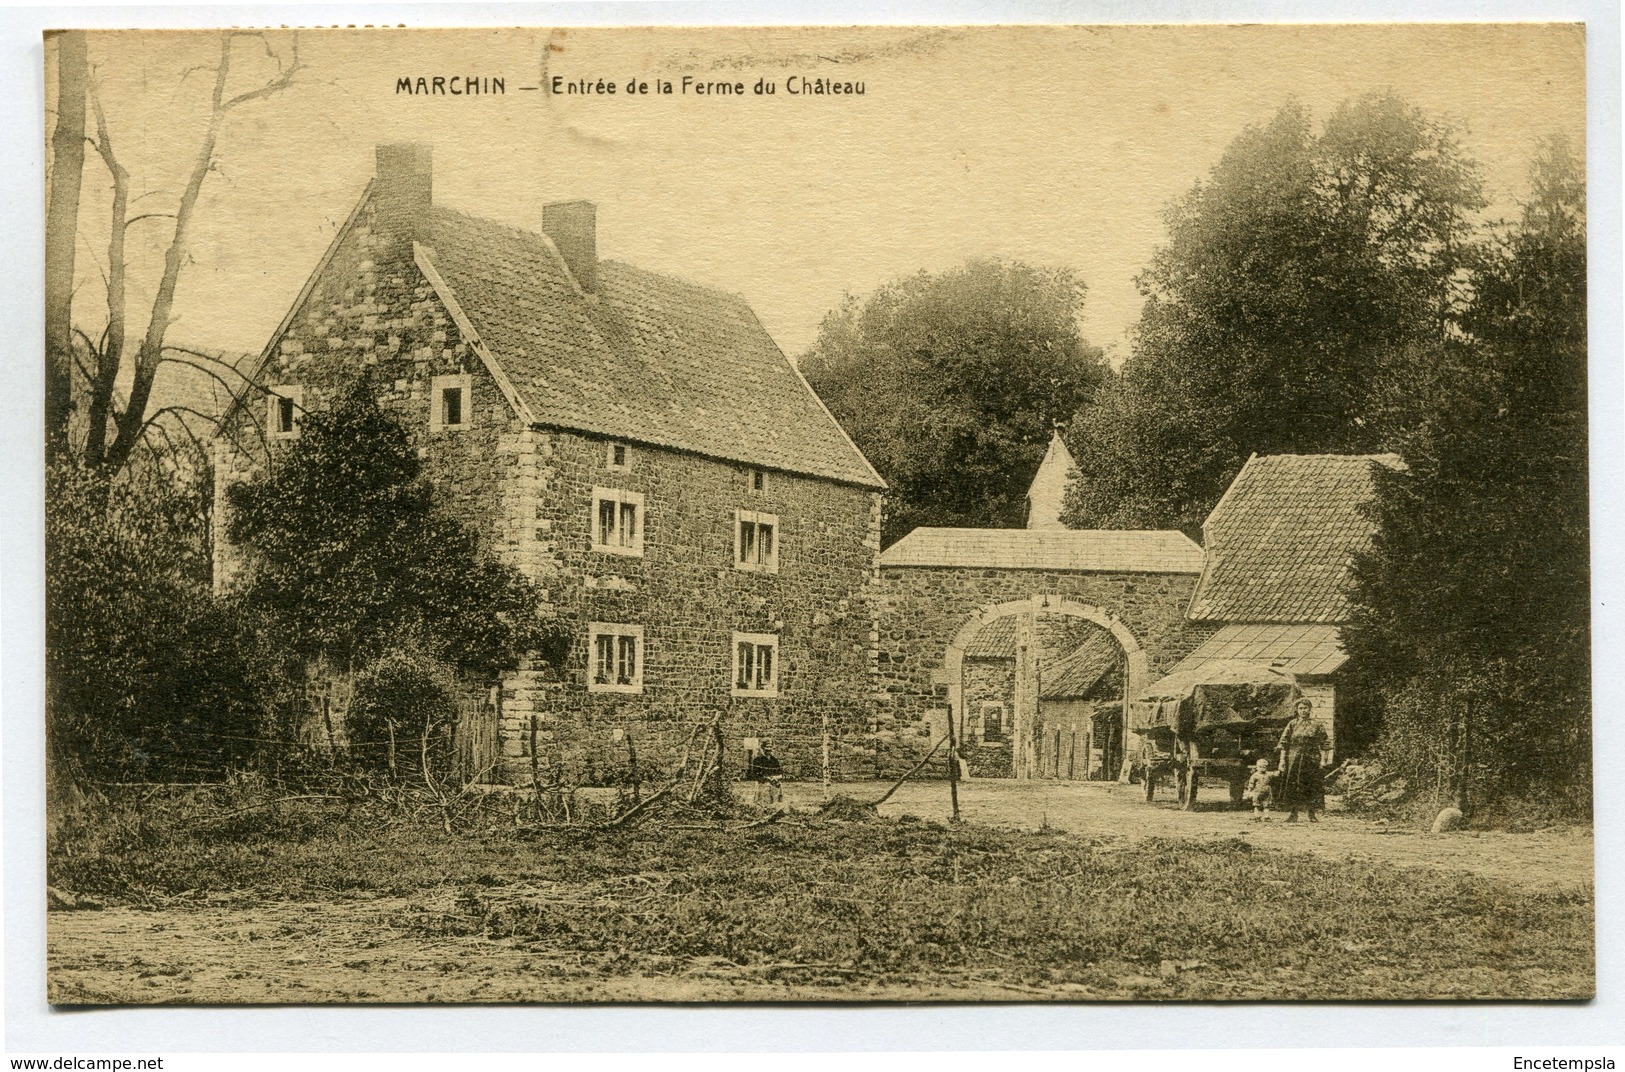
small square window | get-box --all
[981,703,1006,743]
[267,385,304,440]
[430,374,472,432]
[607,442,631,470]
[751,468,766,492]
[588,623,644,694]
[592,487,645,557]
[732,632,779,697]
[735,509,779,573]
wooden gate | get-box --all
[1033,700,1124,780]
[453,684,502,784]
[1033,699,1092,780]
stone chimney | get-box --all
[543,200,597,293]
[373,143,433,247]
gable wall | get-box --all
[214,194,537,597]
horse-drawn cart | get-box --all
[1129,661,1299,809]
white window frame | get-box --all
[587,622,644,694]
[732,632,780,698]
[267,385,304,440]
[591,487,645,557]
[430,374,472,432]
[734,508,779,573]
[606,441,632,471]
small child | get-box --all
[1242,758,1275,821]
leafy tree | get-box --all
[1063,94,1484,535]
[1345,139,1589,814]
[46,458,264,783]
[800,258,1106,546]
[225,379,560,680]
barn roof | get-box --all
[963,615,1019,659]
[1166,623,1348,679]
[1188,453,1402,623]
[879,528,1204,573]
[419,206,884,488]
[1040,629,1123,700]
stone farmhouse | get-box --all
[214,144,886,784]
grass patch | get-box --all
[50,794,1594,1000]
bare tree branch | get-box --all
[221,34,302,111]
[102,31,302,475]
[154,351,276,459]
[137,406,213,477]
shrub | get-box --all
[345,648,461,781]
[47,460,267,783]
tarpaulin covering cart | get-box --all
[1129,660,1298,809]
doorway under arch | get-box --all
[943,595,1149,781]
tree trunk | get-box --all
[44,33,89,837]
[45,30,87,466]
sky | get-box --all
[62,24,1585,367]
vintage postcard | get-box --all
[43,24,1591,1004]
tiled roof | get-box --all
[1188,453,1402,623]
[1164,623,1348,679]
[963,616,1018,659]
[420,205,884,488]
[1040,629,1123,700]
[878,527,1204,573]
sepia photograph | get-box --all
[40,23,1593,1005]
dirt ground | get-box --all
[783,779,1595,892]
[49,892,1134,1003]
[47,779,1594,1004]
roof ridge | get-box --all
[432,205,751,311]
[1253,451,1404,462]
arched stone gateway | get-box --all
[870,528,1213,778]
[945,597,1149,781]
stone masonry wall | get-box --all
[500,431,882,785]
[962,659,1014,777]
[869,566,1213,768]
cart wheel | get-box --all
[1183,763,1199,810]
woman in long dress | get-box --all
[1276,698,1329,823]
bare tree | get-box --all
[45,30,87,467]
[81,30,302,475]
